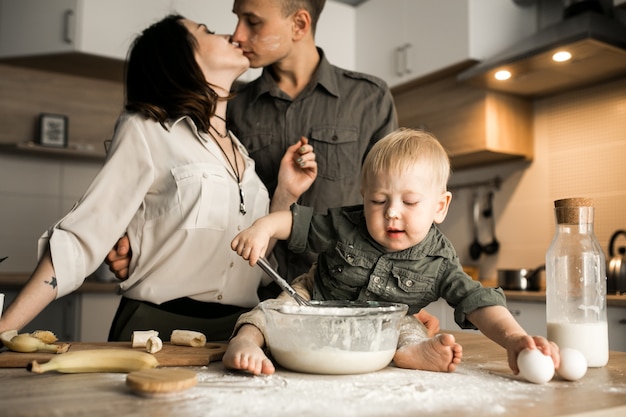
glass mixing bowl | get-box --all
[260,300,408,375]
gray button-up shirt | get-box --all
[288,204,506,329]
[227,49,398,281]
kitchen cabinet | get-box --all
[0,0,354,83]
[0,0,171,59]
[393,73,533,170]
[507,300,547,337]
[355,0,536,88]
[0,0,171,81]
[424,298,546,335]
[426,298,546,336]
[608,306,626,352]
[424,298,474,333]
[79,292,120,342]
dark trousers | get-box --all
[108,297,251,342]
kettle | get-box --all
[608,230,626,294]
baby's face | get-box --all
[362,163,450,252]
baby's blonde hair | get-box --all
[362,128,451,193]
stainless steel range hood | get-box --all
[458,0,626,97]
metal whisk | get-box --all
[256,257,310,306]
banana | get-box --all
[30,330,58,344]
[145,336,163,353]
[131,330,159,348]
[170,329,206,347]
[28,349,160,374]
[0,330,69,353]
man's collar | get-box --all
[249,47,340,101]
[314,48,340,97]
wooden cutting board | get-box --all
[0,341,227,368]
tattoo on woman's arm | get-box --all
[44,276,57,289]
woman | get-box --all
[0,14,317,342]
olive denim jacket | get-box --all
[288,204,506,329]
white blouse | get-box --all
[39,113,270,307]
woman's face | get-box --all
[181,19,250,84]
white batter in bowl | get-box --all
[260,300,408,375]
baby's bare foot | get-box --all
[393,333,462,372]
[223,336,275,375]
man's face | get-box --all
[232,0,295,68]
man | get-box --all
[227,0,398,284]
[106,0,439,333]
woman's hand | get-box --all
[272,137,317,211]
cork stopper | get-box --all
[554,197,594,224]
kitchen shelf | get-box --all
[0,142,105,162]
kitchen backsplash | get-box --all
[0,64,624,281]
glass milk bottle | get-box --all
[546,197,608,367]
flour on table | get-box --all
[165,361,556,417]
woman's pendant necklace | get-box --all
[209,125,246,215]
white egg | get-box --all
[557,348,587,381]
[517,348,555,384]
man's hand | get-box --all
[414,309,440,337]
[105,235,131,280]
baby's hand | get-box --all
[506,334,560,374]
[230,223,272,266]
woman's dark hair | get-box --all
[124,14,227,133]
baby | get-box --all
[224,128,559,376]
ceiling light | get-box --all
[494,70,512,81]
[552,51,572,62]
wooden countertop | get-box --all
[474,278,626,307]
[2,273,626,305]
[0,331,625,417]
[502,290,626,308]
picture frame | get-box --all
[37,113,68,147]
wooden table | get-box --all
[0,331,625,417]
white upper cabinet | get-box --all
[0,0,355,83]
[317,0,356,71]
[0,0,172,60]
[355,0,537,88]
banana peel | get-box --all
[0,329,70,353]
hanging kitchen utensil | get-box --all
[608,230,626,294]
[257,257,310,306]
[482,191,500,255]
[469,192,483,260]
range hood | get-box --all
[458,0,626,97]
